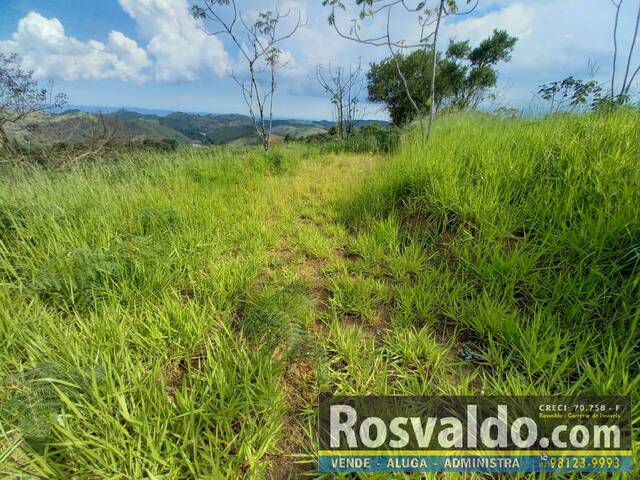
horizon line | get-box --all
[56,104,389,124]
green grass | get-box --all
[0,111,638,478]
[338,110,640,475]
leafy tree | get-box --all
[367,50,435,125]
[537,76,603,115]
[322,0,479,140]
[443,30,517,109]
[0,53,67,159]
[367,30,517,125]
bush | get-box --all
[141,138,179,152]
[265,150,285,170]
[31,247,117,312]
[240,283,317,362]
[308,124,401,154]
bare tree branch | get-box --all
[427,0,445,140]
[194,1,304,151]
[622,1,640,94]
[316,60,365,137]
[0,53,67,160]
[610,0,623,101]
[323,0,476,142]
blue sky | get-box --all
[0,0,638,119]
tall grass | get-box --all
[0,144,318,478]
[0,111,638,478]
[340,110,640,470]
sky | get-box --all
[0,0,638,120]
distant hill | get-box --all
[26,107,388,147]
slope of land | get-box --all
[0,111,638,478]
[11,108,388,147]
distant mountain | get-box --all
[157,112,256,144]
[28,108,389,147]
[53,105,176,116]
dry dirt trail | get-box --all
[250,153,479,479]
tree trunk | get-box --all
[261,125,270,152]
[427,0,445,141]
[622,1,640,95]
[611,1,622,102]
[0,124,18,159]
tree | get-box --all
[193,1,304,151]
[609,0,640,103]
[0,53,67,159]
[316,62,365,137]
[438,30,517,110]
[367,30,517,125]
[368,50,436,125]
[322,0,479,140]
[458,30,517,108]
[537,76,603,115]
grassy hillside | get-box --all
[156,112,257,144]
[12,111,192,146]
[342,111,640,396]
[10,110,348,147]
[0,112,638,478]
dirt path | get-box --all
[237,153,479,478]
[257,154,379,479]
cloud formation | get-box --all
[118,0,228,82]
[0,12,151,82]
[441,0,633,104]
[0,0,636,113]
[0,0,229,84]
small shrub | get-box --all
[140,208,180,235]
[1,363,103,451]
[141,138,179,152]
[313,124,401,154]
[265,150,285,171]
[32,247,117,312]
[240,283,317,362]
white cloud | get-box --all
[119,0,229,82]
[444,4,535,46]
[441,0,631,105]
[1,0,635,113]
[0,0,229,84]
[443,1,609,72]
[0,12,151,82]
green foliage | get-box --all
[30,247,118,312]
[342,111,640,400]
[140,207,180,235]
[367,29,517,124]
[316,124,401,153]
[141,138,179,152]
[330,274,390,323]
[538,76,603,114]
[0,145,307,477]
[1,116,639,477]
[1,364,103,450]
[367,50,436,126]
[264,149,285,171]
[241,283,318,362]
